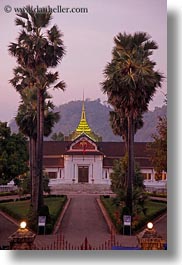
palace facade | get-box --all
[43,100,167,191]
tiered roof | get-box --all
[66,99,101,142]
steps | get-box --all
[50,183,113,195]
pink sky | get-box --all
[0,0,167,122]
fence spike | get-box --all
[33,232,126,250]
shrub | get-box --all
[39,205,51,222]
[100,196,167,234]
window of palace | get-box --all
[142,173,151,180]
[155,173,162,181]
[48,172,57,179]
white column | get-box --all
[151,169,155,182]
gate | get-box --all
[34,232,119,250]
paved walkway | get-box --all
[58,195,110,246]
[0,211,18,248]
[34,195,139,248]
[153,212,167,241]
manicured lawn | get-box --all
[0,200,29,220]
[146,191,167,198]
[44,196,67,224]
[100,196,167,233]
[0,191,18,197]
[0,195,67,233]
[144,200,167,216]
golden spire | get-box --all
[76,94,91,133]
[66,92,101,142]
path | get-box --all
[58,195,110,246]
[153,212,167,241]
[0,211,18,248]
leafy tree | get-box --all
[148,116,167,175]
[9,7,65,213]
[0,122,28,184]
[110,156,127,198]
[110,155,144,195]
[110,155,147,221]
[15,172,50,195]
[51,131,64,141]
[102,32,163,214]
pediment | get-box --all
[70,135,97,151]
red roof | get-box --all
[43,141,71,156]
[43,157,64,168]
[98,142,151,158]
[43,141,151,157]
[43,141,152,168]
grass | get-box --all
[100,196,167,234]
[0,200,29,220]
[44,196,67,225]
[144,200,167,215]
[0,191,18,197]
[0,195,67,233]
[146,191,167,198]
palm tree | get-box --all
[16,88,60,207]
[109,109,144,151]
[102,32,163,215]
[9,7,65,213]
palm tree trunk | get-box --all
[29,138,33,203]
[32,139,38,211]
[123,135,128,154]
[36,88,43,212]
[38,90,44,210]
[31,137,37,208]
[126,114,134,215]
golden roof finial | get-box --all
[67,92,101,142]
[81,90,86,120]
[76,92,91,133]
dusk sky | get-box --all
[0,0,167,122]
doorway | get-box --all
[78,166,89,183]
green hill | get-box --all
[9,99,167,142]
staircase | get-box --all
[50,183,113,195]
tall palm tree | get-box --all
[109,109,144,151]
[102,32,163,215]
[9,7,65,213]
[16,88,60,207]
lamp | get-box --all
[147,222,153,230]
[20,221,27,229]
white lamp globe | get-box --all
[20,221,27,229]
[147,222,153,230]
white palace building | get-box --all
[43,100,167,192]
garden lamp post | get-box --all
[8,221,36,250]
[138,222,166,250]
